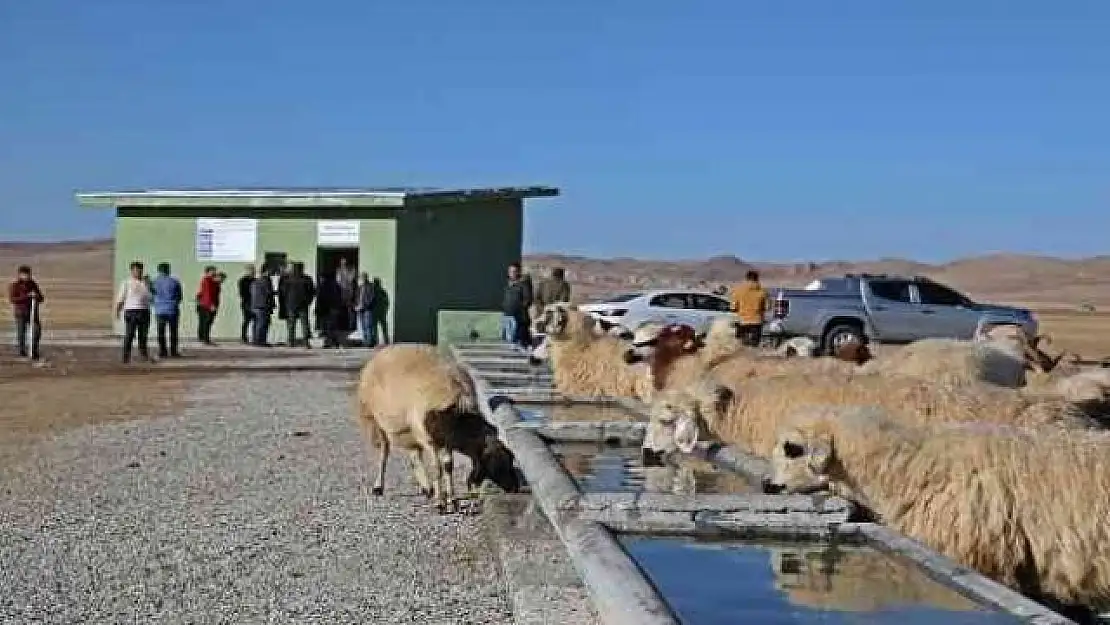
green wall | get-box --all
[394,199,522,343]
[114,207,397,342]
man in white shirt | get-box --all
[115,261,153,363]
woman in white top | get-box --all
[115,260,153,363]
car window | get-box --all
[868,280,912,303]
[605,292,643,303]
[691,294,732,312]
[916,281,967,306]
[649,293,690,309]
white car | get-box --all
[577,289,738,336]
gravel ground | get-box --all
[0,370,514,624]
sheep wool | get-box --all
[770,406,1110,613]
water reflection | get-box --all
[621,535,1020,625]
[551,443,757,494]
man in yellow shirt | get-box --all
[730,270,770,347]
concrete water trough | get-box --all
[618,527,1054,625]
[464,360,1076,625]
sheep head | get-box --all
[778,336,818,358]
[831,339,873,365]
[469,437,523,494]
[622,322,700,367]
[642,383,733,461]
[763,414,836,496]
[534,303,592,340]
[451,412,524,494]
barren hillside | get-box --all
[1,239,1107,311]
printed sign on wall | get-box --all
[195,218,257,262]
[317,220,360,246]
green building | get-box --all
[76,186,559,344]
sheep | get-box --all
[528,303,652,399]
[861,325,1064,390]
[776,336,819,358]
[764,405,1110,614]
[977,323,1067,374]
[356,344,522,512]
[648,371,1103,464]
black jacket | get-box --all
[237,275,253,310]
[280,273,316,314]
[502,276,533,317]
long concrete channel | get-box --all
[450,341,1076,625]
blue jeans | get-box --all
[358,309,376,347]
[251,309,271,345]
[500,315,518,344]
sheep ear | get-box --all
[674,416,699,454]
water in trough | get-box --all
[551,442,758,494]
[516,401,642,423]
[620,535,1023,625]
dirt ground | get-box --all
[1032,310,1110,361]
[0,346,309,465]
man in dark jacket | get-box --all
[9,264,45,359]
[535,267,571,310]
[249,270,275,346]
[501,262,533,349]
[316,275,344,348]
[280,262,315,348]
[237,265,255,343]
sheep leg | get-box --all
[371,436,389,496]
[420,443,451,513]
[405,448,433,499]
[437,447,456,509]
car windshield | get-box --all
[602,292,643,303]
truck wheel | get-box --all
[822,323,864,356]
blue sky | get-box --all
[1,0,1108,262]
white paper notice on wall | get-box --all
[317,220,360,246]
[195,218,257,262]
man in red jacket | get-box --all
[9,265,45,359]
[195,265,221,345]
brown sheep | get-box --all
[529,303,652,399]
[765,405,1110,614]
[356,344,522,512]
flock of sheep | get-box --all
[351,299,1110,620]
[524,302,1110,618]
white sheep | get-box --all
[528,303,652,399]
[765,405,1110,614]
[356,344,522,512]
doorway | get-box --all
[315,247,360,334]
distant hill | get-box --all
[0,239,1106,309]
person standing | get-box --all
[730,270,771,347]
[116,261,153,363]
[281,262,315,348]
[151,262,183,358]
[237,265,256,344]
[535,266,571,310]
[195,266,221,345]
[354,272,377,348]
[8,265,45,359]
[335,257,357,335]
[501,262,533,349]
[249,269,275,346]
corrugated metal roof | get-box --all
[75,186,560,208]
